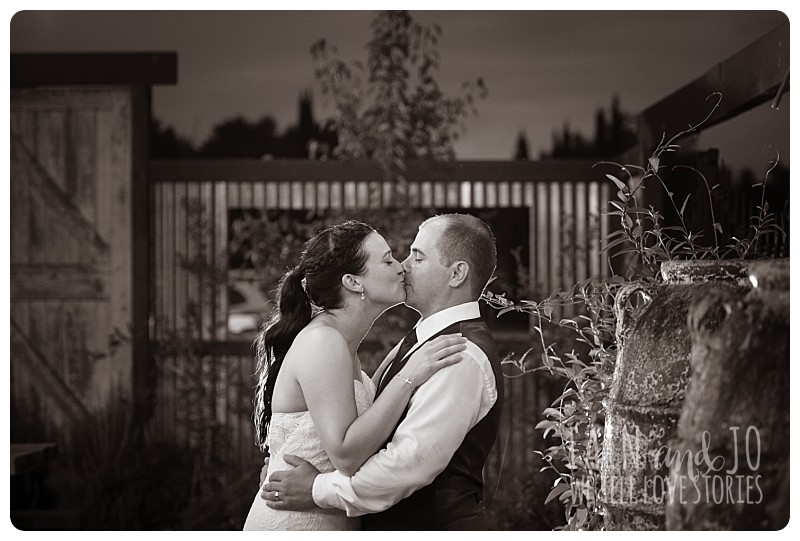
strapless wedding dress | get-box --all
[243,372,375,530]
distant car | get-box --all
[227,280,269,335]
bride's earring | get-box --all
[360,291,365,301]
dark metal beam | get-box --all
[637,20,789,151]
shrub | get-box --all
[484,93,787,530]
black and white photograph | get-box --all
[7,7,792,532]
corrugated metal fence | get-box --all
[147,159,610,491]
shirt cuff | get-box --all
[312,470,346,510]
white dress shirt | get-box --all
[312,301,498,516]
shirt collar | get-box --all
[413,301,481,344]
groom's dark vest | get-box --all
[363,316,503,530]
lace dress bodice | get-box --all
[243,372,375,530]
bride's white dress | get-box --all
[243,371,375,530]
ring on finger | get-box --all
[274,491,281,501]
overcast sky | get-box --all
[9,8,790,172]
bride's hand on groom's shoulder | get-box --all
[400,334,467,389]
[261,454,319,511]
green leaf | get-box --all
[624,215,634,228]
[559,318,578,328]
[605,173,627,191]
[680,194,691,216]
[648,157,660,171]
[600,236,631,254]
[543,407,562,418]
[545,484,571,505]
[497,306,517,317]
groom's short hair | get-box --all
[421,213,497,297]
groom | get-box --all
[262,213,503,530]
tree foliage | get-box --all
[542,95,636,160]
[151,92,337,159]
[150,118,198,158]
[311,10,487,184]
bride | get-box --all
[243,221,466,530]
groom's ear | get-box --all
[447,261,470,288]
[341,274,362,294]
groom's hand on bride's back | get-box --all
[261,454,319,511]
[259,455,269,485]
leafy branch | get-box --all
[311,10,486,200]
[484,92,787,530]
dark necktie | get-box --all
[375,330,418,397]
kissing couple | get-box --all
[243,213,504,531]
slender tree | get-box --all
[311,10,487,203]
[514,130,530,160]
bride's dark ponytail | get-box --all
[253,266,310,449]
[253,221,374,451]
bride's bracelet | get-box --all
[393,375,415,392]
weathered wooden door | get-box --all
[10,87,135,429]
